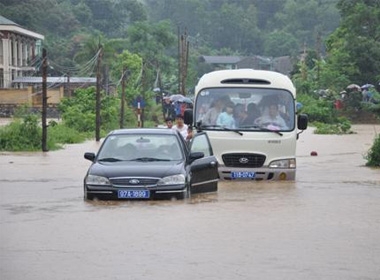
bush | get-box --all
[297,93,337,123]
[0,114,90,151]
[48,123,89,145]
[58,87,134,133]
[313,117,352,134]
[0,114,42,151]
[365,134,380,167]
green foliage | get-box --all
[297,92,355,135]
[0,114,88,151]
[365,134,380,167]
[0,114,42,151]
[111,50,143,103]
[1,0,342,75]
[126,20,177,93]
[342,91,363,111]
[327,1,380,85]
[58,87,122,133]
[297,93,337,123]
[48,123,89,145]
[263,31,299,57]
[313,117,352,135]
[361,91,380,119]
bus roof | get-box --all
[196,69,296,95]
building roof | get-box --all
[0,15,19,26]
[12,77,96,84]
[0,15,44,40]
[200,55,243,64]
[273,56,293,76]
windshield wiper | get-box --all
[98,157,123,162]
[198,123,282,136]
[239,124,283,136]
[130,157,170,162]
[199,124,243,136]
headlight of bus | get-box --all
[157,174,185,185]
[85,174,111,185]
[269,159,296,168]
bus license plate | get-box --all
[231,171,255,179]
[118,190,150,199]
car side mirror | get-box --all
[297,114,308,130]
[84,152,96,162]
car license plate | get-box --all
[118,190,150,199]
[231,171,255,179]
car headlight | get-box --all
[269,159,296,168]
[85,174,111,185]
[157,174,185,186]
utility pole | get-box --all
[178,28,189,95]
[140,61,145,128]
[67,72,71,97]
[95,45,103,142]
[316,30,322,88]
[120,67,126,128]
[41,48,48,152]
[177,26,181,94]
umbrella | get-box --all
[346,84,361,91]
[169,94,185,102]
[169,94,193,104]
[361,84,374,89]
[178,97,193,104]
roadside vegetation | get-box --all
[0,86,163,151]
[365,134,380,167]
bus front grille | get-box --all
[222,153,266,168]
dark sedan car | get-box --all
[83,128,219,200]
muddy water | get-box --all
[0,125,379,280]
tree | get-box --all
[263,31,299,57]
[326,0,380,85]
[269,0,339,53]
[111,51,143,127]
[126,20,177,93]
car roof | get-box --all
[108,127,179,136]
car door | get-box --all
[188,132,219,194]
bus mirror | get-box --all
[184,109,193,125]
[297,114,308,130]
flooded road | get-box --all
[1,124,379,280]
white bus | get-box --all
[184,69,308,180]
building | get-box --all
[0,15,44,89]
[0,16,97,117]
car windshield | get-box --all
[97,134,184,162]
[195,88,295,132]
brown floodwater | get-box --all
[0,124,379,280]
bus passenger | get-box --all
[234,104,256,127]
[216,101,235,128]
[255,103,288,130]
[202,95,229,125]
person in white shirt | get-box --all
[172,114,188,139]
[255,103,288,130]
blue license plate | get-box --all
[118,190,150,199]
[231,171,255,179]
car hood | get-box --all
[88,160,185,178]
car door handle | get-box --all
[210,161,217,167]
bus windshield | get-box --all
[195,88,295,132]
